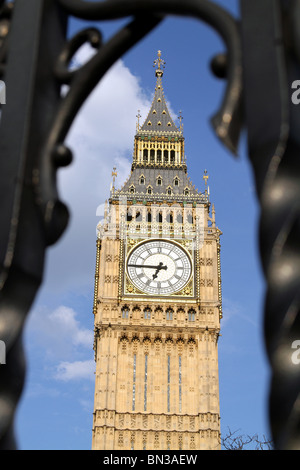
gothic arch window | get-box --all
[166,186,172,196]
[170,150,175,163]
[136,211,142,222]
[166,308,173,320]
[157,149,162,162]
[143,149,148,162]
[156,211,163,223]
[177,213,183,223]
[147,211,152,223]
[166,211,173,223]
[139,175,145,185]
[129,185,135,194]
[126,210,133,222]
[188,309,196,321]
[164,150,168,162]
[144,308,151,319]
[174,177,179,186]
[122,307,129,319]
[150,149,155,162]
[147,186,152,195]
[157,176,162,186]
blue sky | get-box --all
[16,0,271,449]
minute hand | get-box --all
[128,263,167,270]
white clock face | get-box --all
[127,240,192,296]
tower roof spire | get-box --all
[138,50,180,135]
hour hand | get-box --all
[152,262,167,280]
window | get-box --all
[167,355,171,412]
[166,308,173,320]
[188,309,196,321]
[144,308,151,319]
[184,188,189,196]
[130,185,135,194]
[157,177,162,186]
[174,177,179,186]
[122,307,129,319]
[140,176,145,185]
[147,186,152,195]
[132,354,136,411]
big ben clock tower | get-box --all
[92,51,222,451]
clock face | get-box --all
[126,240,192,296]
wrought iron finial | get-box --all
[154,50,165,77]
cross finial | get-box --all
[178,110,183,132]
[203,169,209,186]
[111,167,117,192]
[154,50,165,77]
[136,110,141,131]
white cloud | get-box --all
[54,360,95,382]
[28,305,93,361]
[42,44,151,294]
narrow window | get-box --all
[144,355,148,411]
[166,308,173,320]
[132,354,136,411]
[167,355,171,412]
[122,307,129,319]
[188,309,195,321]
[179,355,182,413]
[144,308,151,319]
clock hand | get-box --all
[152,262,168,280]
[128,263,168,270]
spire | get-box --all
[138,50,180,135]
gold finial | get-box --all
[153,50,165,77]
[111,166,117,192]
[178,110,183,132]
[136,110,141,131]
[203,169,209,186]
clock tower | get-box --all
[92,51,222,451]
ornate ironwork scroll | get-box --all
[0,0,299,451]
